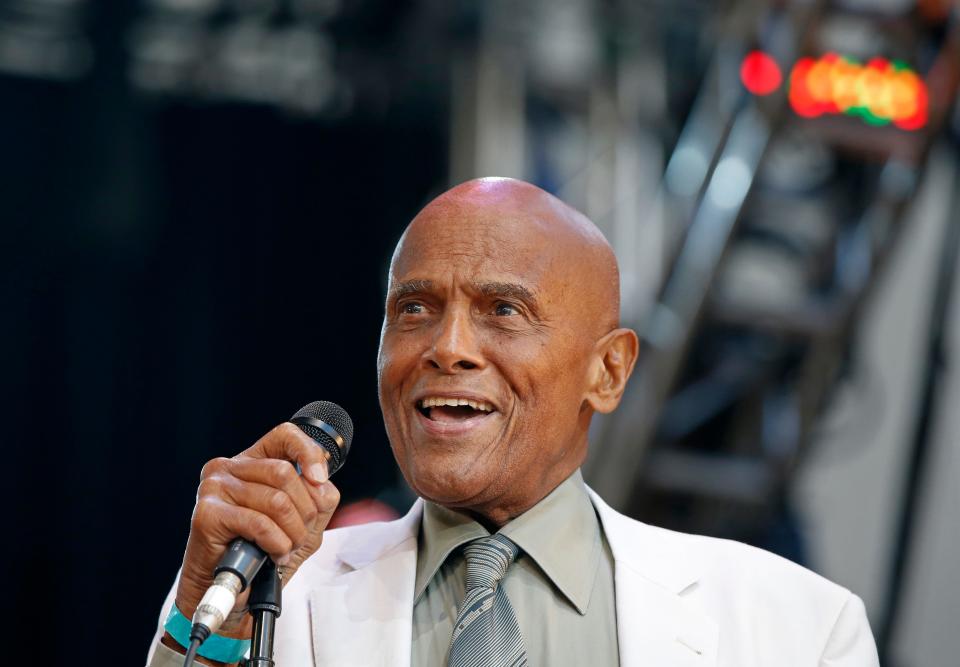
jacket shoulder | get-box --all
[631,515,877,662]
[602,505,872,661]
[596,492,849,601]
[596,495,856,631]
[624,510,850,603]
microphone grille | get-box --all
[291,401,354,474]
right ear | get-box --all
[584,327,639,414]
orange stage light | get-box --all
[780,53,928,130]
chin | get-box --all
[402,453,500,508]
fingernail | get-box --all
[308,462,328,484]
[276,554,291,566]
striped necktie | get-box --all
[447,534,528,667]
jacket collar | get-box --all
[307,501,422,667]
[589,489,717,664]
[335,499,423,570]
[587,488,701,594]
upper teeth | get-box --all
[420,397,494,412]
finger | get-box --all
[242,422,331,485]
[304,480,341,529]
[275,482,341,584]
[195,497,294,562]
[215,476,310,551]
[225,457,318,526]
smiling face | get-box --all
[377,178,637,526]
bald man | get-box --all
[146,178,879,666]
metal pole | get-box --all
[877,148,960,664]
[247,560,282,667]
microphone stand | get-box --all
[246,559,281,666]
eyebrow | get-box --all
[388,279,539,309]
[474,281,538,307]
[389,279,434,301]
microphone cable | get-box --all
[182,623,210,667]
[182,640,200,667]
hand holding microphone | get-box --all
[164,402,352,663]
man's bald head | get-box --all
[378,177,638,527]
[393,177,622,336]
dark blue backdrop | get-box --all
[0,10,448,659]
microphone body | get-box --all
[191,401,353,638]
[191,541,267,634]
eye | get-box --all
[401,301,426,314]
[494,302,519,317]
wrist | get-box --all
[173,602,253,639]
[175,577,253,638]
[164,604,251,665]
[161,632,236,667]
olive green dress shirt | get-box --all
[412,469,619,666]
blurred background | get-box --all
[3,0,959,664]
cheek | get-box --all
[508,335,586,397]
[378,335,416,389]
[377,341,415,440]
[508,343,589,434]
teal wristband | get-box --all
[164,605,251,664]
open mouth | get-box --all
[416,396,496,424]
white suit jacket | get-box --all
[148,489,879,666]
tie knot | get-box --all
[462,534,520,591]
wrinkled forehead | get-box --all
[387,183,620,333]
[390,211,564,294]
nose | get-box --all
[424,308,485,372]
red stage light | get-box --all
[740,51,782,96]
[788,57,820,117]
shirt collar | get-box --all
[414,469,602,615]
[414,498,488,603]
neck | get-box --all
[453,464,581,530]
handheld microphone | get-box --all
[189,401,354,641]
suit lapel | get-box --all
[309,500,423,667]
[613,564,718,666]
[590,490,718,666]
